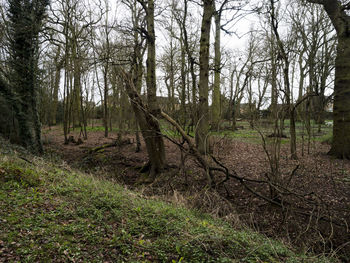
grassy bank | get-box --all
[0,143,335,262]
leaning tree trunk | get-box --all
[122,71,166,179]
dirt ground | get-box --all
[43,125,350,261]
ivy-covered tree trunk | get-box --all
[7,0,48,153]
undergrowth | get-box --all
[0,139,337,262]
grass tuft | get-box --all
[0,161,41,187]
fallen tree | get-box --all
[88,138,132,154]
[118,67,348,238]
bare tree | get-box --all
[269,0,298,159]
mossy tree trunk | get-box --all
[196,0,213,154]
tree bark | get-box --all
[196,0,213,154]
[8,0,48,153]
[180,35,187,127]
[329,37,350,158]
[306,0,350,158]
[51,46,62,126]
[136,0,166,176]
[211,9,221,131]
[122,71,166,179]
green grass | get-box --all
[0,144,336,262]
[160,120,333,145]
[136,120,331,146]
[45,119,332,147]
[42,124,121,134]
[84,126,120,133]
[313,131,333,144]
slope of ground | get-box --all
[0,138,335,262]
[42,123,350,262]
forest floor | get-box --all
[43,121,350,261]
[3,138,326,262]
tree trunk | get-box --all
[306,0,350,158]
[329,37,350,158]
[72,40,82,130]
[122,71,166,179]
[7,0,48,153]
[196,0,213,154]
[103,66,109,138]
[177,0,197,130]
[133,0,166,177]
[51,47,62,126]
[284,61,297,160]
[180,37,187,127]
[270,40,278,119]
[31,57,43,154]
[145,0,166,174]
[232,103,237,131]
[211,11,221,131]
